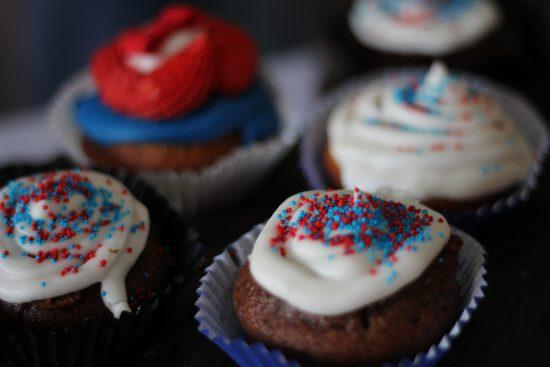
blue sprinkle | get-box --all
[386,270,398,284]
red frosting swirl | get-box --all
[91,5,258,120]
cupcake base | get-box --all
[83,134,240,172]
[233,236,461,366]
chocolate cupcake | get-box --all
[0,168,201,366]
[321,62,535,212]
[232,189,461,365]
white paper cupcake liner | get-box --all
[49,71,298,217]
[300,67,550,223]
[195,223,487,367]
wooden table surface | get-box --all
[134,143,550,367]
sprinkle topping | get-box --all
[0,171,143,273]
[269,190,434,268]
[0,170,150,318]
[249,190,451,315]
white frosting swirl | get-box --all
[327,62,532,202]
[126,29,201,73]
[0,170,149,318]
[349,0,501,56]
[249,189,450,315]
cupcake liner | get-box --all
[49,71,298,218]
[0,162,204,367]
[300,67,550,225]
[195,224,487,367]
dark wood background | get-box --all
[136,143,550,367]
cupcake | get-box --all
[349,0,501,57]
[232,189,461,365]
[323,62,534,212]
[332,0,526,83]
[0,168,199,366]
[50,5,294,215]
[73,5,278,171]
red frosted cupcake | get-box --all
[51,5,293,214]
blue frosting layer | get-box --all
[73,83,279,146]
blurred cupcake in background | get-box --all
[301,61,550,218]
[324,62,532,211]
[76,5,277,171]
[349,0,500,58]
[51,5,296,214]
[330,0,528,84]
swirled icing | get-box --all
[348,0,501,56]
[0,170,149,318]
[249,189,450,315]
[74,83,279,146]
[92,5,258,120]
[327,62,532,202]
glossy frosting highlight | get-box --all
[74,83,279,146]
[250,189,450,315]
[349,0,501,56]
[126,29,202,74]
[0,170,149,318]
[327,62,532,202]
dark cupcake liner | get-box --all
[195,224,487,367]
[0,160,204,367]
[300,67,550,229]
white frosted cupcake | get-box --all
[0,167,201,366]
[349,0,501,57]
[232,189,468,365]
[338,0,520,81]
[323,62,536,212]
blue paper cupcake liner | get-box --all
[299,67,550,228]
[195,223,487,367]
